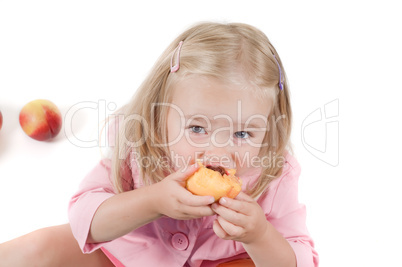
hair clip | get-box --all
[273,55,284,90]
[170,41,184,73]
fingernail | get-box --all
[209,197,216,204]
[219,197,227,205]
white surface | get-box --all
[1,1,401,266]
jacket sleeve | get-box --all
[264,156,319,267]
[68,158,116,253]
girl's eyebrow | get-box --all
[184,115,267,129]
[184,115,210,122]
[241,122,267,130]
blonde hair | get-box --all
[111,22,292,198]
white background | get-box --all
[1,1,401,266]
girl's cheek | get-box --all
[234,148,261,174]
[169,143,198,170]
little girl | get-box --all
[0,22,318,267]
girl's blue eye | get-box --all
[234,131,250,139]
[190,126,206,134]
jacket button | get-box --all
[171,232,189,251]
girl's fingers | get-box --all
[170,163,199,182]
[234,191,254,202]
[212,219,227,239]
[212,202,246,226]
[182,194,215,206]
[181,205,215,218]
[217,193,254,215]
[216,216,243,238]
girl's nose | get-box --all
[203,144,234,169]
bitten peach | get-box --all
[186,162,242,201]
[19,99,62,141]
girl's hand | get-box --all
[153,164,216,220]
[211,192,269,244]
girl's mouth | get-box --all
[206,165,228,176]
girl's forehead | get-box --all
[170,75,272,122]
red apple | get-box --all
[0,110,3,131]
[19,99,62,141]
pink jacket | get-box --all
[68,153,318,267]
